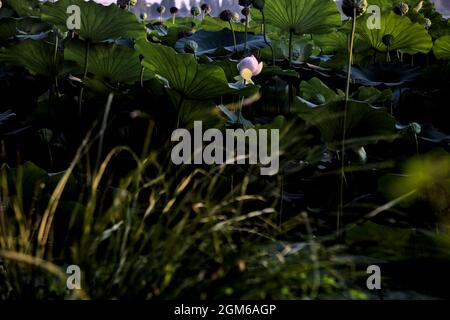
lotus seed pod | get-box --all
[394,2,409,16]
[191,6,201,17]
[219,10,233,22]
[341,0,368,18]
[116,0,130,9]
[157,5,166,14]
[231,12,240,22]
[201,4,212,15]
[251,0,265,11]
[140,12,148,20]
[130,0,137,6]
[382,34,394,47]
[408,123,422,135]
[424,18,432,30]
[241,7,250,17]
[170,7,179,15]
[239,0,252,7]
[184,40,198,54]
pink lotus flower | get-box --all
[236,55,263,85]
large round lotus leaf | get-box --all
[41,0,145,43]
[264,0,341,35]
[3,0,40,17]
[0,18,16,43]
[135,39,258,100]
[65,40,153,84]
[199,16,260,33]
[0,16,50,43]
[293,98,396,150]
[175,29,267,56]
[433,35,450,60]
[348,63,420,87]
[357,11,432,55]
[16,16,50,34]
[314,31,371,54]
[0,7,15,19]
[0,39,63,77]
[299,77,344,104]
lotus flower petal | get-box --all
[237,55,260,74]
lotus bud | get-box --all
[219,10,233,22]
[184,40,199,54]
[414,1,424,13]
[251,0,265,11]
[239,0,252,7]
[157,5,166,14]
[424,18,432,30]
[201,4,212,16]
[241,7,250,17]
[191,6,201,17]
[236,55,263,85]
[394,2,409,16]
[382,34,394,47]
[341,0,368,18]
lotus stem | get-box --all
[229,21,237,53]
[261,10,275,66]
[78,41,90,116]
[244,15,249,53]
[53,30,59,89]
[172,14,176,24]
[288,29,294,68]
[339,8,357,237]
[51,30,59,110]
[140,66,145,88]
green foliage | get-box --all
[4,0,40,17]
[1,0,450,301]
[379,149,450,209]
[135,39,258,99]
[293,78,397,150]
[65,40,152,84]
[41,0,146,42]
[175,29,268,56]
[357,11,433,54]
[0,39,62,76]
[433,35,450,60]
[264,0,341,35]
